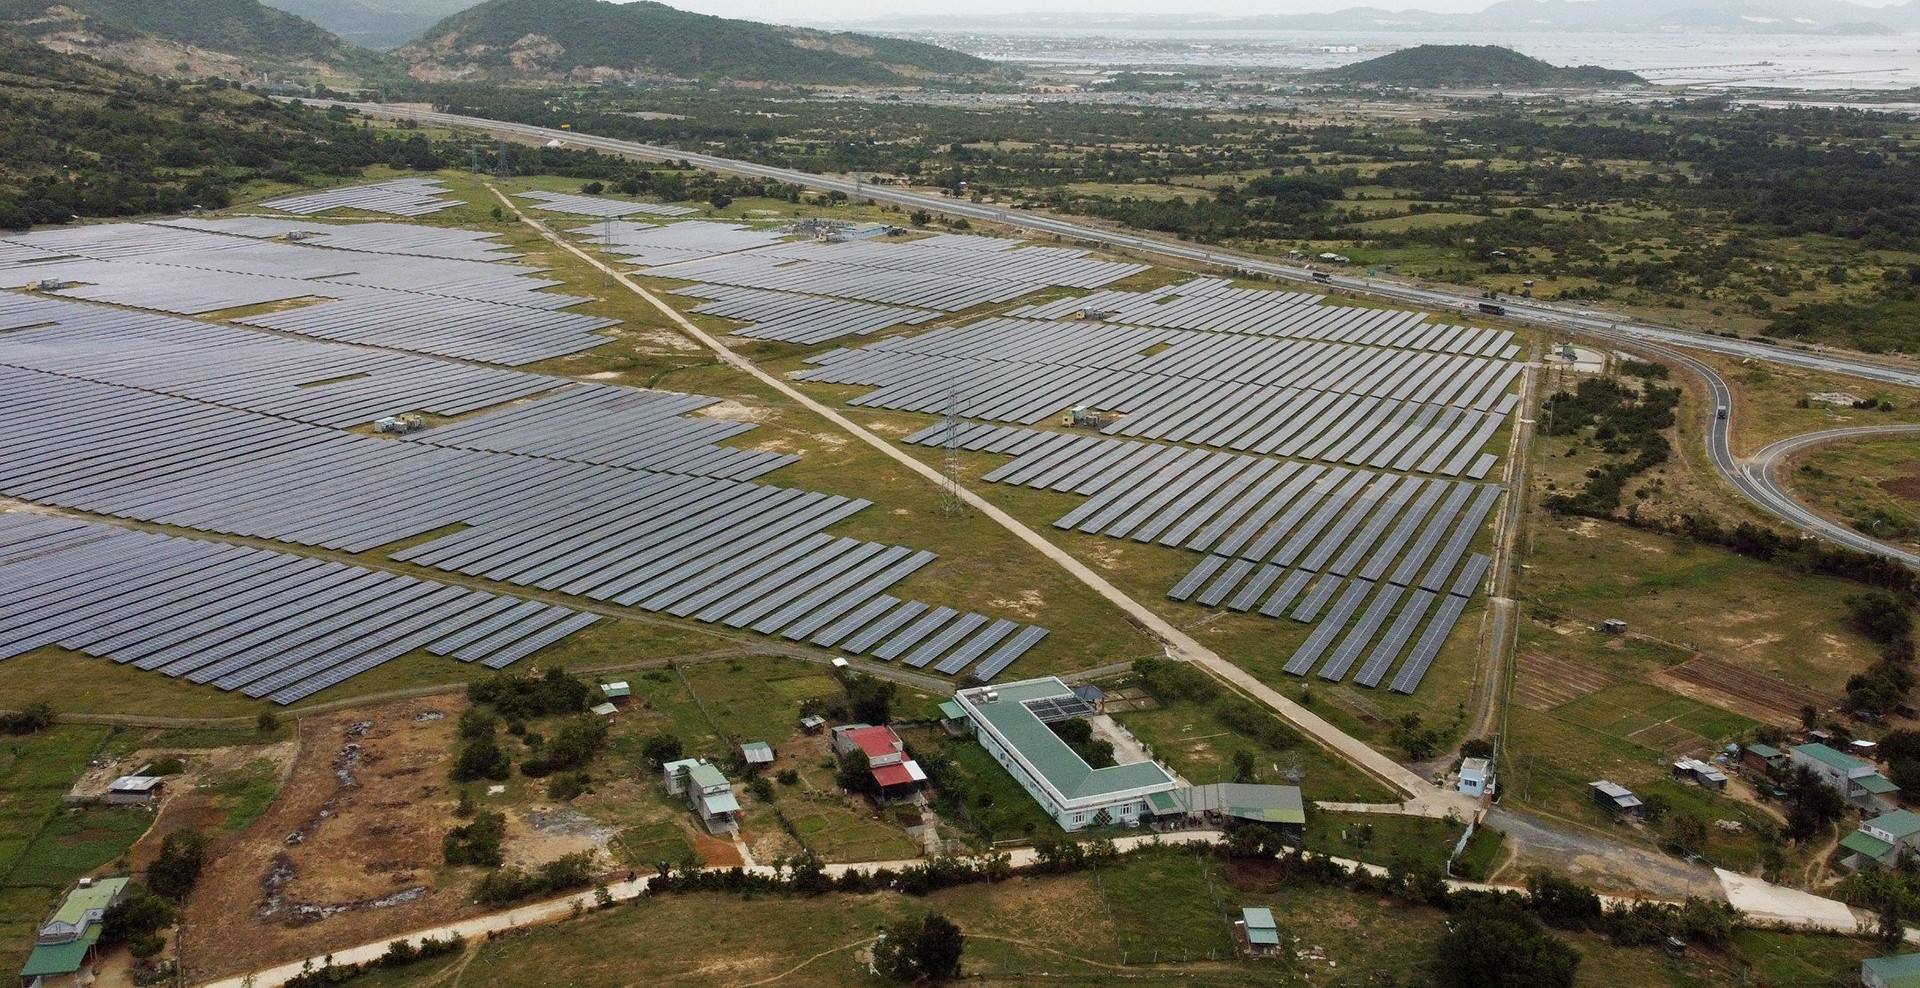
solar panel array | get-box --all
[516,190,696,218]
[802,318,1516,479]
[1008,278,1521,359]
[0,294,562,428]
[403,383,793,480]
[903,417,1503,694]
[576,220,790,266]
[640,235,1148,311]
[0,228,1054,692]
[0,514,597,704]
[668,284,940,345]
[0,222,617,366]
[260,178,464,217]
[160,217,518,261]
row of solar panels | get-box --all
[261,178,463,217]
[0,366,784,553]
[163,217,519,262]
[392,501,1041,681]
[0,294,564,429]
[907,423,1495,582]
[403,383,793,480]
[516,190,695,218]
[0,222,618,366]
[806,317,1520,412]
[578,220,791,267]
[639,236,1147,312]
[0,514,596,704]
[1007,278,1519,359]
[670,284,939,346]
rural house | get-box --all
[1793,743,1900,812]
[663,758,741,836]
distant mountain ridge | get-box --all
[402,0,997,84]
[1321,44,1645,86]
[258,0,482,50]
[0,0,382,78]
[841,0,1920,35]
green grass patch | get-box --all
[5,806,150,887]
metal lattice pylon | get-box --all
[938,385,965,518]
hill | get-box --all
[257,0,483,50]
[0,0,385,80]
[0,24,452,231]
[1320,45,1644,87]
[402,0,995,85]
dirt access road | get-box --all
[491,185,1460,815]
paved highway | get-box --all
[309,100,1920,566]
[1744,425,1920,567]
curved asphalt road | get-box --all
[306,101,1920,567]
[1745,425,1920,567]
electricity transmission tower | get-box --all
[939,385,965,518]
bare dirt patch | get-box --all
[1513,652,1617,711]
[986,589,1045,619]
[1652,656,1835,727]
[1879,463,1920,503]
[697,399,773,423]
[180,697,476,982]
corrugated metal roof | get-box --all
[1844,829,1896,861]
[1796,742,1871,773]
[1242,906,1277,930]
[957,678,1174,804]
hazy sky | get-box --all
[651,0,1913,26]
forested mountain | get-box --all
[258,0,483,50]
[0,26,447,230]
[402,0,996,84]
[1320,45,1644,87]
[0,0,384,80]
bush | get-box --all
[467,668,592,721]
[101,886,175,947]
[546,772,590,802]
[641,733,684,768]
[0,701,55,735]
[443,811,505,867]
[471,851,595,907]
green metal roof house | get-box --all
[1794,743,1900,812]
[952,678,1178,831]
[1238,906,1281,955]
[20,877,129,985]
[1864,952,1920,988]
[1843,810,1920,870]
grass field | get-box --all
[1112,699,1398,804]
[1299,811,1507,878]
[1791,434,1920,552]
[1523,515,1880,693]
[0,726,114,976]
[350,841,1875,988]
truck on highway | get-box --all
[1310,271,1332,283]
[1477,302,1506,316]
[1716,406,1728,420]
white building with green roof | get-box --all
[1843,810,1920,870]
[1793,742,1900,812]
[952,678,1178,831]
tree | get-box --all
[838,755,877,796]
[1231,748,1258,783]
[910,209,931,226]
[256,710,279,736]
[1435,896,1579,988]
[844,673,897,725]
[148,830,209,901]
[101,886,175,948]
[451,734,509,783]
[708,191,733,209]
[874,913,965,982]
[444,811,506,866]
[1526,869,1601,930]
[641,733,684,767]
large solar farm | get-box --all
[0,177,1521,710]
